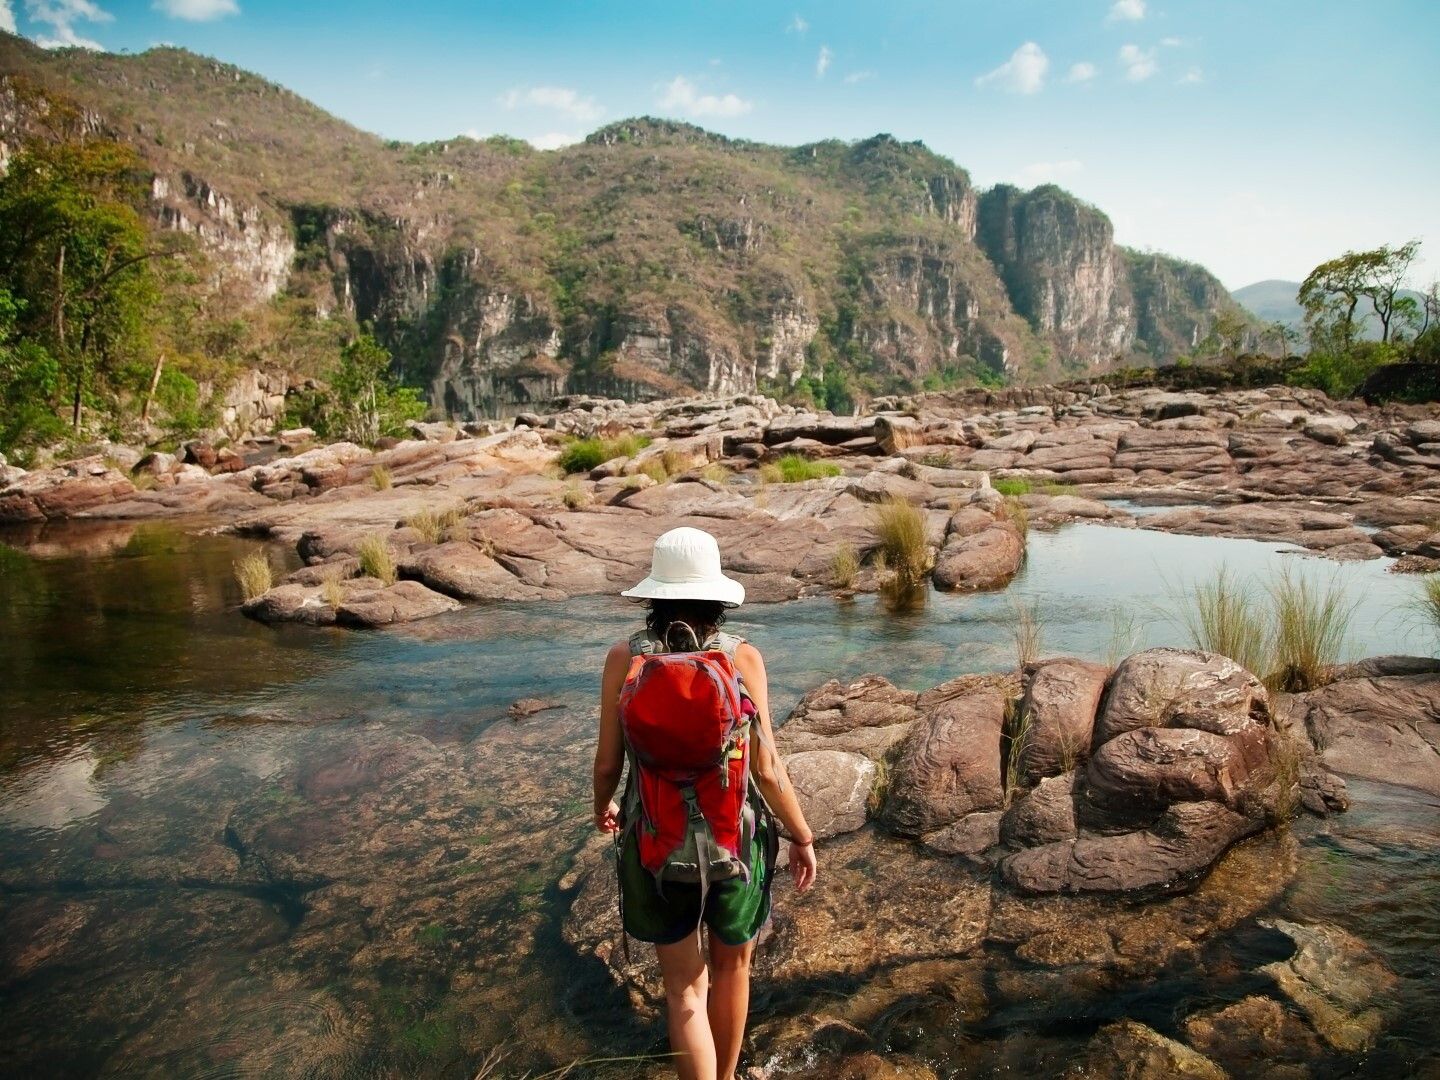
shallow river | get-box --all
[1,520,1436,1077]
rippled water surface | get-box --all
[1,519,1435,1076]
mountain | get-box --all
[0,32,1252,417]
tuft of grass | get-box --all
[1267,568,1355,692]
[637,458,669,484]
[320,568,345,610]
[1104,606,1143,668]
[474,533,497,558]
[561,482,590,510]
[831,543,860,589]
[918,451,955,468]
[757,463,783,485]
[999,496,1029,538]
[1001,696,1031,806]
[557,432,652,474]
[405,506,463,544]
[1010,598,1043,669]
[992,477,1032,497]
[660,449,688,477]
[233,552,273,602]
[1266,731,1306,824]
[371,464,393,490]
[700,462,732,484]
[357,533,398,585]
[1417,575,1440,632]
[871,498,933,608]
[1174,566,1270,677]
[775,454,842,483]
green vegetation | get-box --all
[405,506,463,543]
[1418,575,1440,634]
[300,333,425,445]
[830,543,859,589]
[991,477,1076,498]
[357,533,397,585]
[232,552,272,602]
[556,432,650,474]
[1172,566,1356,691]
[870,497,933,608]
[764,454,842,483]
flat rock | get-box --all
[1182,995,1326,1072]
[1288,672,1440,795]
[919,811,1003,863]
[881,681,1006,837]
[1260,919,1398,1053]
[400,540,561,602]
[334,580,462,627]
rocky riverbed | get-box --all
[5,382,1440,632]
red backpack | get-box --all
[617,625,764,898]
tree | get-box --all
[1267,320,1300,359]
[0,135,170,432]
[0,289,65,454]
[322,332,425,445]
[1298,240,1421,349]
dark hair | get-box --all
[645,599,727,648]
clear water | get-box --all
[0,520,1435,1076]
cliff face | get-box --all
[0,33,1248,417]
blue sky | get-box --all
[5,0,1438,290]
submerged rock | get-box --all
[1260,919,1398,1053]
[1065,1019,1227,1080]
[1182,995,1327,1074]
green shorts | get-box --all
[617,818,775,947]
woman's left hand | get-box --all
[594,800,621,833]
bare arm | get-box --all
[592,641,630,832]
[734,642,817,891]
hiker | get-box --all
[593,526,818,1080]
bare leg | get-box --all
[707,935,755,1080]
[656,933,716,1080]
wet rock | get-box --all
[1065,1019,1227,1080]
[1000,801,1265,895]
[919,810,1002,866]
[334,579,462,627]
[881,681,1006,837]
[777,675,920,761]
[1260,919,1398,1052]
[814,1051,940,1080]
[783,750,877,840]
[1018,658,1108,782]
[507,698,562,721]
[401,540,561,602]
[1182,995,1327,1073]
[1286,671,1440,795]
[1141,505,1379,557]
[241,582,341,626]
[932,522,1024,591]
[1095,648,1268,746]
[1000,770,1079,847]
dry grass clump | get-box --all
[405,506,463,543]
[1267,568,1355,692]
[637,459,669,484]
[700,462,732,484]
[357,533,398,585]
[1266,731,1306,824]
[870,498,933,609]
[1010,598,1044,669]
[320,568,345,610]
[233,552,273,602]
[757,463,783,485]
[1417,574,1440,633]
[1001,697,1031,806]
[830,543,860,589]
[562,482,590,510]
[999,496,1028,538]
[1175,566,1269,677]
[660,449,687,477]
[371,464,393,490]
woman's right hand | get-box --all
[788,840,817,892]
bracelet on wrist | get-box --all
[792,835,815,847]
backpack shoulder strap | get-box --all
[710,631,745,659]
[628,630,661,656]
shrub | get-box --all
[1174,566,1270,677]
[357,533,397,585]
[233,552,272,602]
[870,498,933,607]
[372,464,392,490]
[1268,569,1355,691]
[831,543,859,589]
[776,454,842,483]
[557,432,652,473]
[992,477,1031,497]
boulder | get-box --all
[1182,995,1326,1072]
[1095,648,1268,746]
[1000,770,1079,847]
[334,579,461,627]
[1085,726,1270,816]
[1017,659,1108,783]
[919,811,1002,864]
[1064,1020,1227,1080]
[932,523,1024,592]
[874,415,923,455]
[783,750,877,841]
[1287,671,1440,795]
[777,675,920,761]
[1260,919,1397,1053]
[881,682,1006,838]
[400,541,561,602]
[1001,801,1265,895]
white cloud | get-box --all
[24,0,110,48]
[1160,36,1183,47]
[529,132,581,151]
[1067,61,1097,83]
[658,76,753,118]
[843,69,875,84]
[152,0,238,20]
[1,0,17,33]
[975,41,1048,95]
[1119,43,1158,81]
[499,85,604,123]
[1178,66,1204,85]
[1015,159,1084,186]
[816,44,832,78]
[1107,0,1146,21]
[788,13,808,33]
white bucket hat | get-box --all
[622,526,746,608]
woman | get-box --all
[593,526,818,1080]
